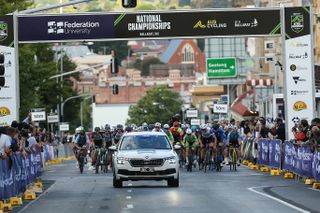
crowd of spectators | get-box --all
[0,118,57,161]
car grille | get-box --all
[118,169,176,176]
[129,159,164,167]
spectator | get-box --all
[0,126,11,158]
[6,127,20,153]
[311,118,320,128]
[271,118,286,142]
[292,119,309,144]
[258,117,270,139]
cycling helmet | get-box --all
[94,127,100,132]
[163,124,170,129]
[125,126,133,132]
[142,122,148,127]
[78,126,84,131]
[116,124,124,130]
[213,123,220,130]
[75,127,81,134]
[202,127,211,138]
[155,122,161,128]
[131,124,137,131]
[105,124,111,131]
[200,124,207,130]
[186,128,192,135]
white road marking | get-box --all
[127,190,132,193]
[248,186,310,213]
[126,196,132,200]
[128,183,132,186]
[18,182,57,213]
[126,204,134,209]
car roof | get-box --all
[123,131,167,136]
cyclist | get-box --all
[142,123,149,131]
[170,121,183,145]
[104,124,113,149]
[152,122,164,132]
[211,123,225,169]
[170,121,185,166]
[125,126,134,133]
[163,124,173,144]
[184,128,198,171]
[199,126,216,170]
[91,127,105,165]
[227,126,242,166]
[74,129,90,164]
[113,124,124,145]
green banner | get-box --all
[206,58,237,78]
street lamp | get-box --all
[61,93,94,122]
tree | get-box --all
[0,0,32,15]
[141,57,164,76]
[91,41,129,63]
[127,86,183,125]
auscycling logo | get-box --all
[47,21,100,35]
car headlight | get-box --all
[117,157,128,165]
[165,156,176,164]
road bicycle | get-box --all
[229,146,238,171]
[203,143,213,173]
[215,142,224,172]
[94,146,108,174]
[186,148,195,172]
[78,146,87,174]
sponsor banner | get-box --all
[0,45,17,126]
[213,104,228,114]
[190,119,200,126]
[186,109,198,118]
[283,141,295,171]
[284,7,314,139]
[269,139,282,169]
[0,15,14,46]
[31,110,46,121]
[18,9,281,42]
[259,139,269,166]
[313,151,320,181]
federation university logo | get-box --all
[193,20,206,29]
[0,21,8,41]
[48,21,64,34]
[291,13,304,33]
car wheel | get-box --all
[113,173,123,188]
[167,175,179,187]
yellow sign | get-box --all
[193,20,206,29]
[293,101,307,111]
[0,106,10,117]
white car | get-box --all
[109,132,180,188]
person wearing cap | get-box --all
[163,124,173,144]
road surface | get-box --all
[17,161,320,213]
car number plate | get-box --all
[140,167,154,172]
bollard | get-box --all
[260,166,269,172]
[242,160,249,165]
[2,203,12,212]
[10,197,23,206]
[250,165,259,170]
[305,179,315,185]
[24,190,36,200]
[270,169,281,176]
[313,182,320,190]
[284,172,294,179]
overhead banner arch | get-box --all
[0,7,316,139]
[17,9,281,43]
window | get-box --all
[181,44,194,63]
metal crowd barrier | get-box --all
[0,143,74,201]
[256,139,320,181]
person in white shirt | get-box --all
[0,128,12,158]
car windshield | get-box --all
[120,135,171,150]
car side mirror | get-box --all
[109,145,117,151]
[174,145,181,150]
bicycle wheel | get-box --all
[233,148,237,171]
[95,154,101,174]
